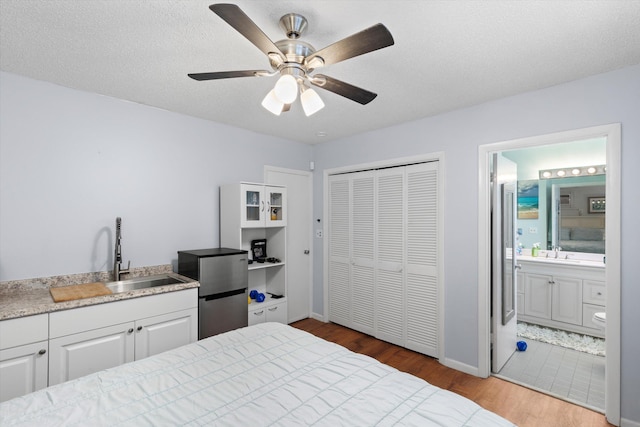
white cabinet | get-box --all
[0,314,49,402]
[231,183,287,228]
[221,182,288,325]
[49,289,197,385]
[518,260,604,337]
[248,301,287,326]
[49,322,134,385]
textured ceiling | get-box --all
[2,0,640,144]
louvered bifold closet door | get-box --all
[328,175,351,327]
[350,172,376,335]
[375,167,406,346]
[405,162,439,357]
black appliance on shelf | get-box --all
[177,248,248,340]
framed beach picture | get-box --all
[517,180,539,219]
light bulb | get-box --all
[273,74,298,104]
[261,90,284,115]
[300,88,325,116]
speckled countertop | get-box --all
[0,265,199,321]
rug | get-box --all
[517,322,605,357]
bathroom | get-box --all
[496,136,607,412]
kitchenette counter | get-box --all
[0,265,199,321]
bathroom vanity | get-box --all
[515,254,605,338]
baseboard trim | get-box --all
[621,417,640,427]
[310,312,326,322]
[440,357,479,377]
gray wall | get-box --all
[311,64,640,424]
[0,72,312,280]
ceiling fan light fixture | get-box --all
[301,87,324,116]
[273,74,298,104]
[261,89,285,115]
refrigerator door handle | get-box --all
[203,288,247,301]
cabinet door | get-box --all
[49,322,134,386]
[0,341,48,402]
[248,307,266,326]
[552,276,583,325]
[265,302,288,324]
[524,273,552,319]
[241,184,266,227]
[375,167,405,347]
[265,186,287,227]
[135,308,197,360]
[328,175,351,327]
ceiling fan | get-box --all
[188,3,394,116]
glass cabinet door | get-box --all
[266,186,286,227]
[241,184,265,227]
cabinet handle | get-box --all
[261,200,265,212]
[268,307,278,311]
[597,292,603,296]
[137,326,143,331]
[254,310,264,315]
[38,349,46,355]
[127,328,134,334]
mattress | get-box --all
[0,323,514,426]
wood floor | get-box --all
[291,318,613,427]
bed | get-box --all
[0,323,514,426]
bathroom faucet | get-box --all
[113,217,130,281]
[554,246,562,259]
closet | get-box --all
[328,161,440,358]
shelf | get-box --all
[248,262,285,271]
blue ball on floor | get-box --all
[516,340,527,351]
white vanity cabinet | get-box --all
[518,259,605,337]
[0,314,49,402]
[49,289,197,385]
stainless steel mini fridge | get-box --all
[177,248,248,339]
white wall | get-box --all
[311,64,640,424]
[0,72,312,281]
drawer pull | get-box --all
[127,328,134,334]
[597,292,602,296]
[268,307,278,312]
[254,310,264,315]
[38,349,47,355]
[137,326,143,331]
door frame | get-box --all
[264,166,314,322]
[477,124,621,425]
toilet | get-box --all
[592,312,606,329]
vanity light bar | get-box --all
[539,164,606,180]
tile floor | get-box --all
[497,339,605,412]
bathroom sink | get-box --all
[105,273,189,294]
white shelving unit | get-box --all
[220,183,288,325]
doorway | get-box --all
[477,124,621,425]
[264,166,313,323]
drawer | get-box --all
[0,314,48,350]
[583,280,606,305]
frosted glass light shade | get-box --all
[300,88,324,116]
[261,90,284,115]
[273,74,298,104]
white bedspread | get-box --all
[0,323,515,426]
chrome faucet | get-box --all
[113,217,130,281]
[554,246,562,259]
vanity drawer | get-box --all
[583,280,606,305]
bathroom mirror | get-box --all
[547,177,605,254]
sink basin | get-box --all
[105,273,190,294]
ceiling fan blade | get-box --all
[310,74,377,105]
[305,23,394,68]
[210,4,285,61]
[188,70,270,81]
